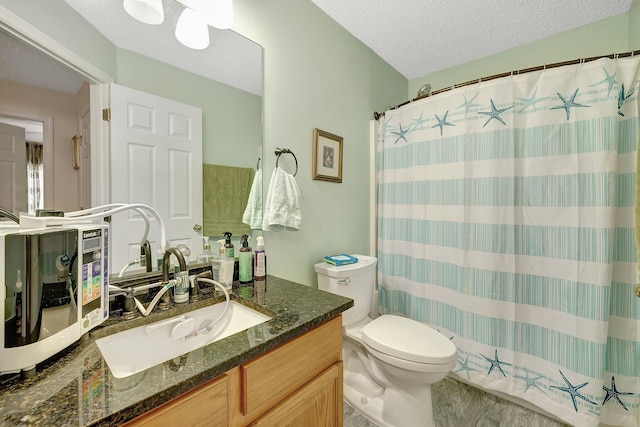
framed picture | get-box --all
[312,128,343,183]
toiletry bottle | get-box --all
[238,234,253,284]
[254,236,266,280]
[14,270,22,335]
[197,236,214,263]
[217,239,233,290]
[223,231,234,259]
[156,247,164,271]
[4,271,17,319]
[211,240,222,284]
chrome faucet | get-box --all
[159,247,188,308]
[140,240,153,273]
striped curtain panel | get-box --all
[377,57,640,426]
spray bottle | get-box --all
[216,239,233,290]
[238,234,253,284]
[254,236,266,280]
[223,231,234,259]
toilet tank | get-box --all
[314,255,377,326]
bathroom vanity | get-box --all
[125,316,343,426]
[0,276,352,426]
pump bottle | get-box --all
[197,236,214,263]
[216,239,233,290]
[254,236,266,280]
[238,234,253,284]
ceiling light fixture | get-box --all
[175,7,210,50]
[176,0,234,30]
[123,0,165,25]
[123,0,234,49]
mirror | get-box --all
[0,5,263,279]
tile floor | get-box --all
[343,377,569,427]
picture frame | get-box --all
[312,128,343,183]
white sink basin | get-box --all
[96,300,271,378]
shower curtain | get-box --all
[377,57,640,426]
[25,141,43,213]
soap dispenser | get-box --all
[197,236,214,263]
[238,234,253,284]
[254,236,266,281]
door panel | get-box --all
[110,84,203,274]
[0,122,27,214]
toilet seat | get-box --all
[362,315,457,365]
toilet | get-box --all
[315,255,456,427]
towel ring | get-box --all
[275,148,298,176]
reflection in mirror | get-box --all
[0,116,44,213]
[0,6,263,280]
[0,29,88,213]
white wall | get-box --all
[0,80,88,211]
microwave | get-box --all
[1,224,109,375]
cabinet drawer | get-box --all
[250,361,343,427]
[124,374,228,427]
[241,315,342,415]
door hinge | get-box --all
[102,108,111,122]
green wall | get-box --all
[409,3,639,98]
[233,0,407,286]
[0,0,116,78]
[115,49,262,168]
[0,0,407,287]
[9,0,637,287]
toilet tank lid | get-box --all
[314,254,377,278]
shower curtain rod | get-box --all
[373,48,640,120]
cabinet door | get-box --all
[241,316,342,415]
[124,374,228,427]
[250,362,343,427]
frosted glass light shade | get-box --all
[176,0,234,29]
[123,0,164,25]
[175,8,210,50]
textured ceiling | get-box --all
[1,1,634,96]
[310,0,634,80]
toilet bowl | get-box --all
[315,255,456,427]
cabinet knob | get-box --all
[193,224,202,232]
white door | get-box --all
[0,122,27,215]
[109,84,203,274]
[78,108,92,210]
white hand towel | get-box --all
[242,169,263,229]
[262,167,302,231]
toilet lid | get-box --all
[362,315,457,365]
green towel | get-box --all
[203,164,254,237]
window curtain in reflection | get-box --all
[25,142,43,213]
[377,57,640,426]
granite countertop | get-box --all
[0,275,353,426]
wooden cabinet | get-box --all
[250,362,343,427]
[124,373,228,427]
[126,315,343,427]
